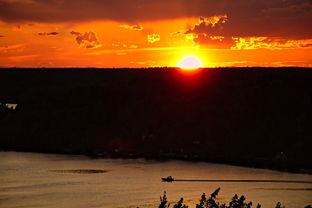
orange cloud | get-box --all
[120,24,143,31]
[111,42,138,49]
[209,36,225,41]
[70,31,102,49]
[0,44,25,53]
[129,45,138,49]
[147,34,160,43]
[199,15,228,27]
[232,37,312,50]
[8,54,39,62]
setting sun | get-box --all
[1,0,312,207]
[177,56,203,70]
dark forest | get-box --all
[1,68,311,173]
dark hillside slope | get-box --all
[0,68,311,172]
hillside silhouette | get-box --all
[0,67,311,172]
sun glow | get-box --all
[177,56,203,70]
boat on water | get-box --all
[162,176,174,182]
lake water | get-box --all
[0,152,311,208]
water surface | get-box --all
[0,152,311,208]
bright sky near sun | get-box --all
[0,0,311,68]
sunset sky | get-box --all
[0,0,311,68]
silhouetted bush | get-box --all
[155,188,310,208]
[174,197,188,208]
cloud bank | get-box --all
[0,0,310,39]
[184,15,312,50]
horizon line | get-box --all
[0,66,311,70]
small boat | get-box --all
[162,176,174,182]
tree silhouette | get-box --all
[174,197,188,208]
[159,191,170,208]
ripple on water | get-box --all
[49,169,109,174]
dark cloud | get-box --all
[37,32,59,36]
[185,15,228,36]
[0,0,311,38]
[192,34,235,49]
[185,13,312,49]
[224,0,312,38]
[0,0,191,23]
[185,15,234,48]
[70,31,102,49]
[0,35,5,37]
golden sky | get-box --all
[0,0,311,68]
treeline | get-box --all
[0,68,312,172]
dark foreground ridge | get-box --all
[1,67,312,173]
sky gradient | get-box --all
[0,0,311,67]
